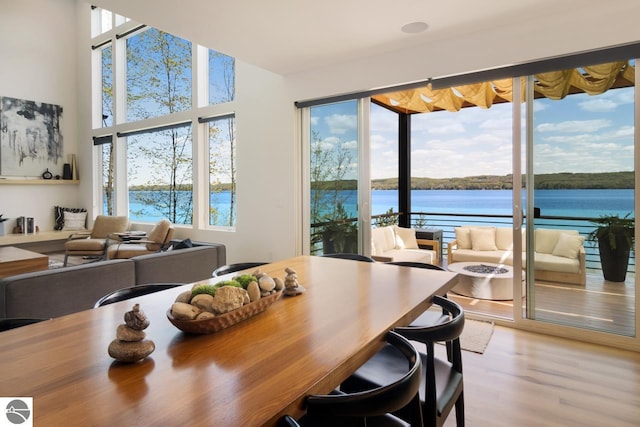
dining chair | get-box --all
[386,261,444,271]
[94,283,184,307]
[320,253,376,263]
[212,262,268,277]
[0,318,46,332]
[63,215,130,266]
[295,330,423,427]
[279,415,301,427]
[107,219,174,259]
[386,261,451,328]
[342,295,465,427]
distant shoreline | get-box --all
[372,171,634,190]
[367,171,634,191]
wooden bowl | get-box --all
[167,290,283,334]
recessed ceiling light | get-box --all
[401,21,428,34]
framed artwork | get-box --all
[0,96,63,177]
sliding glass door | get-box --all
[526,60,636,336]
[307,100,365,255]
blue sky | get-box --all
[311,85,635,180]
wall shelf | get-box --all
[0,179,79,185]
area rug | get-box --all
[48,260,65,270]
[457,318,494,354]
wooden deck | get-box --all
[448,272,636,336]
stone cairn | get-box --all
[108,304,155,363]
[283,267,305,296]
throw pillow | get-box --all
[454,227,472,249]
[470,228,498,251]
[552,233,585,259]
[174,238,193,249]
[54,206,87,230]
[394,226,419,249]
[62,211,87,230]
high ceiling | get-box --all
[88,0,631,76]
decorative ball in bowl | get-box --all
[167,271,284,334]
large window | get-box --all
[92,10,236,228]
[101,44,112,127]
[126,28,192,121]
[209,50,235,105]
[208,115,236,227]
[127,125,193,224]
[309,101,359,255]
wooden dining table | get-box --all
[0,255,458,426]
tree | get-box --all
[208,51,236,227]
[101,45,114,215]
[125,28,193,224]
[310,130,357,253]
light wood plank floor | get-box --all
[442,325,640,426]
[448,272,636,336]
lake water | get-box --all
[126,188,634,223]
[371,188,634,218]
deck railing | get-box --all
[311,211,636,276]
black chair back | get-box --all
[94,283,184,307]
[342,295,465,427]
[387,261,445,271]
[303,330,423,426]
[395,295,464,343]
[212,262,268,277]
[0,318,46,332]
[320,253,376,263]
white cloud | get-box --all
[536,119,611,133]
[342,139,357,150]
[579,98,618,112]
[325,113,357,135]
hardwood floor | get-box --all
[447,272,636,336]
[442,325,640,426]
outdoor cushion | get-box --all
[552,233,585,259]
[394,226,419,249]
[470,228,497,251]
[534,252,580,273]
[535,228,579,254]
[454,227,472,249]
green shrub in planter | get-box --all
[588,213,634,282]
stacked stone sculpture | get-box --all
[108,304,155,363]
[283,267,305,296]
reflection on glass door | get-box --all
[309,101,360,255]
[528,60,636,336]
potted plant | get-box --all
[320,203,358,255]
[588,213,635,282]
[0,214,8,236]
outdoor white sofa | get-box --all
[371,225,439,265]
[447,226,586,285]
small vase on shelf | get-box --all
[71,154,79,180]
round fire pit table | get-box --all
[447,261,524,300]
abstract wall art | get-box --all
[0,96,63,177]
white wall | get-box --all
[0,0,81,232]
[181,61,296,263]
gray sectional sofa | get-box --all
[0,240,226,319]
